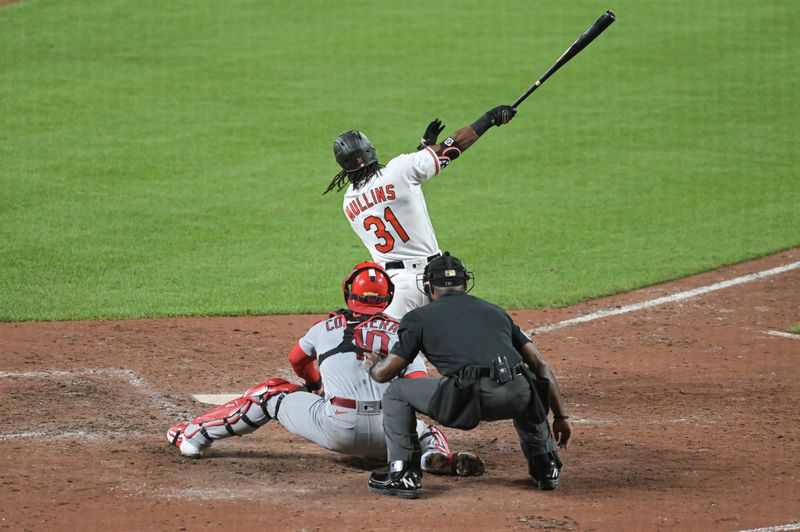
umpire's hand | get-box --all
[363,351,381,375]
[553,418,572,448]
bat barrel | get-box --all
[512,10,616,109]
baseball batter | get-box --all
[167,262,485,476]
[323,105,516,318]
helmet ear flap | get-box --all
[342,262,394,314]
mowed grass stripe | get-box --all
[0,0,798,321]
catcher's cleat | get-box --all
[421,451,485,477]
[368,461,423,499]
[166,422,204,458]
[529,450,563,490]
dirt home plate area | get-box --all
[1,249,798,531]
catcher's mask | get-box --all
[342,262,395,315]
[417,251,475,298]
[334,130,378,172]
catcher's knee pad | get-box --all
[243,377,304,420]
[419,424,450,454]
[188,377,303,441]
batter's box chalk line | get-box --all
[528,260,800,336]
[0,429,132,442]
[134,484,311,501]
[767,330,800,340]
[737,522,800,532]
[0,367,187,441]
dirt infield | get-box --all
[1,249,798,531]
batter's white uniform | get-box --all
[177,311,449,460]
[343,147,443,318]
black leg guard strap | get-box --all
[223,418,237,436]
[199,426,214,443]
[257,399,272,421]
[273,393,288,421]
[240,413,259,429]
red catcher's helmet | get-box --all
[342,262,394,315]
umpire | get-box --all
[363,252,572,498]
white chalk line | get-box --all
[529,261,800,335]
[0,430,133,442]
[0,367,187,442]
[146,486,310,501]
[0,368,145,388]
[523,261,800,532]
[737,523,800,532]
[767,330,800,340]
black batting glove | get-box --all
[486,105,516,126]
[470,105,516,137]
[417,118,445,150]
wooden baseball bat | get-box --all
[512,10,616,109]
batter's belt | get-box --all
[383,253,441,271]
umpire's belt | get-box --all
[476,365,526,379]
[383,253,441,271]
[331,396,382,414]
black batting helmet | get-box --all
[333,130,378,173]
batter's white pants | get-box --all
[382,267,429,319]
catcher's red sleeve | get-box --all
[288,343,320,384]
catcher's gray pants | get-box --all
[185,390,441,459]
[382,376,556,463]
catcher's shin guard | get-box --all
[173,377,302,455]
[419,425,485,477]
[167,422,202,457]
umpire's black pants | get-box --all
[382,375,556,464]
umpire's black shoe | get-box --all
[529,450,563,490]
[368,460,422,499]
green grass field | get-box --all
[1,0,798,321]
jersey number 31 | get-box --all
[363,207,409,253]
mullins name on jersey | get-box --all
[345,184,396,221]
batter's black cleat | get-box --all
[368,461,423,499]
[529,450,563,490]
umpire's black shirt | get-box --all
[390,291,531,376]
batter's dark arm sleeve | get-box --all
[430,104,517,156]
[430,126,478,154]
